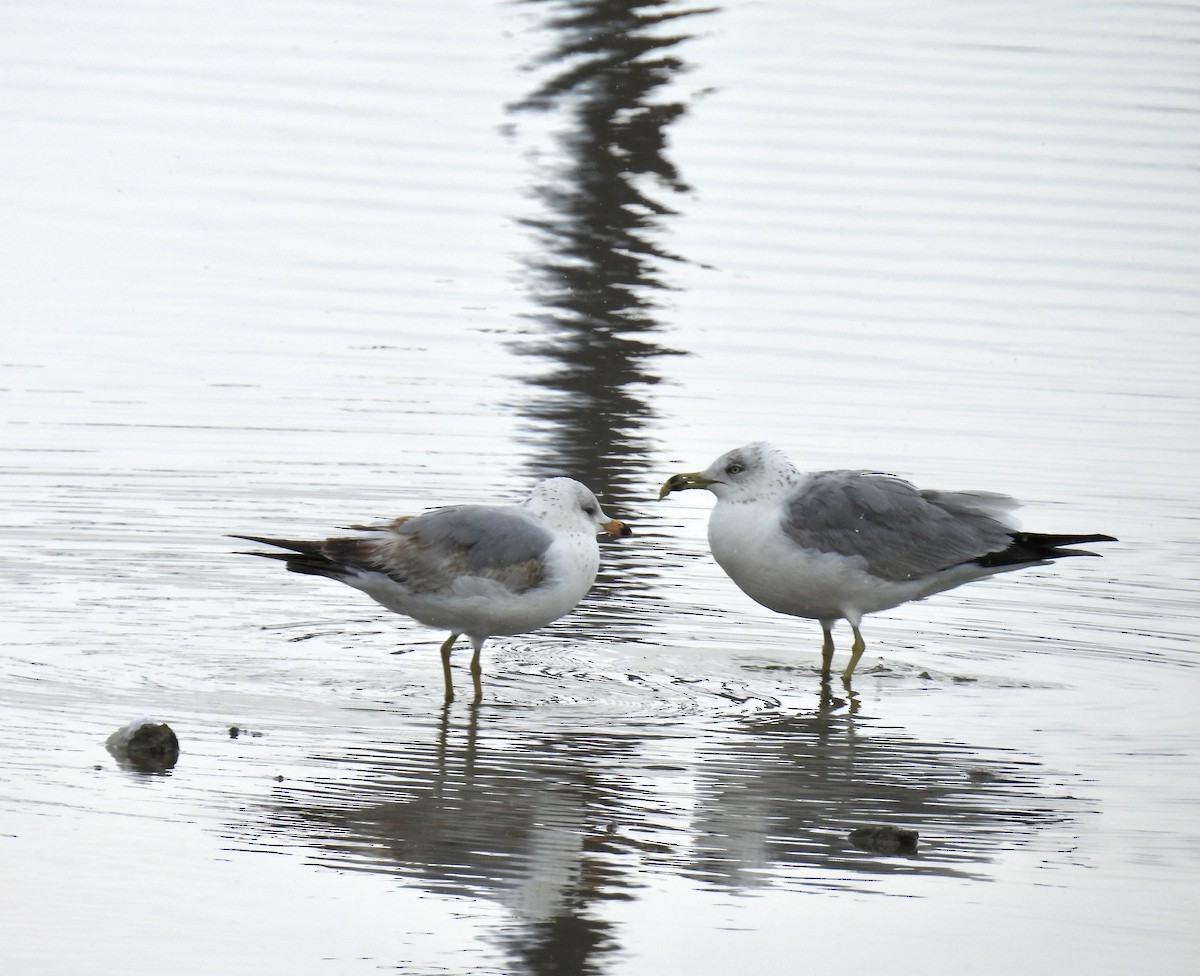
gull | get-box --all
[660,443,1114,682]
[234,478,631,703]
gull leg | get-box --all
[842,625,867,683]
[820,622,835,677]
[440,633,460,704]
[468,637,484,705]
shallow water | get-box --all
[2,1,1199,973]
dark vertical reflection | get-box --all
[509,0,717,500]
[499,5,717,965]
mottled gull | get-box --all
[660,443,1114,682]
[234,477,631,702]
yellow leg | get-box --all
[842,624,866,683]
[440,633,459,703]
[469,637,484,705]
[820,624,835,677]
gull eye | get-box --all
[582,503,598,517]
[725,462,744,475]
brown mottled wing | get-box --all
[781,471,1019,581]
[324,505,552,594]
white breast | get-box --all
[706,497,928,622]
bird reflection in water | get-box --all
[244,680,1090,975]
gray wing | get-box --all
[782,471,1019,581]
[326,504,554,594]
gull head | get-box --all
[659,442,801,503]
[527,477,632,539]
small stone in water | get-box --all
[106,718,180,772]
[849,825,919,855]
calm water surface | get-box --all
[2,1,1198,974]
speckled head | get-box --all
[527,478,631,538]
[659,443,802,503]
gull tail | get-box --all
[229,534,349,581]
[975,531,1117,569]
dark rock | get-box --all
[106,718,180,772]
[849,825,919,855]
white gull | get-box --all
[235,477,631,702]
[660,442,1114,682]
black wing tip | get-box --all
[976,531,1117,569]
[1035,533,1117,555]
[229,534,292,561]
[1037,532,1116,545]
[228,534,319,554]
[229,534,282,549]
[228,534,348,579]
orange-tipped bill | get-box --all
[601,518,632,539]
